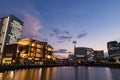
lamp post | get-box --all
[72,41,77,54]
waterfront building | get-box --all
[41,42,56,64]
[74,47,94,62]
[15,38,44,64]
[107,41,119,56]
[107,41,120,63]
[94,50,104,59]
[2,38,55,64]
[75,47,94,57]
[0,15,23,56]
[94,50,105,63]
[2,44,25,64]
[46,44,54,59]
[74,47,105,63]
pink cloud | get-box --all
[22,12,42,40]
[54,53,69,59]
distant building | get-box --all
[74,47,105,62]
[74,47,94,62]
[0,15,23,55]
[107,41,120,63]
[68,54,75,59]
[75,47,94,57]
[107,41,120,57]
[94,50,104,60]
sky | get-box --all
[1,0,120,58]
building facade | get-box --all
[0,15,23,55]
[15,38,44,64]
[2,38,55,64]
[107,41,120,57]
[74,47,94,62]
[94,50,104,59]
[93,50,104,63]
[75,47,94,57]
[2,44,25,64]
[107,41,120,63]
[74,47,105,63]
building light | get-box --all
[47,55,51,59]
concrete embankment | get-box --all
[0,64,69,72]
[79,64,120,68]
[0,64,120,72]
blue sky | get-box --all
[1,0,120,57]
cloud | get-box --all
[50,28,73,43]
[64,31,70,35]
[49,33,55,37]
[54,49,69,59]
[22,12,42,40]
[77,31,88,39]
[58,36,73,40]
[54,54,69,59]
[54,49,68,53]
[50,29,88,43]
[0,1,43,40]
[53,29,71,36]
[53,29,60,36]
[57,40,66,43]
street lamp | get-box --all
[72,41,77,54]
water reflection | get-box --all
[41,68,56,80]
[0,67,120,80]
[0,71,14,80]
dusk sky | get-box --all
[1,0,120,57]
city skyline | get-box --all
[1,0,120,57]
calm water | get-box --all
[0,67,120,80]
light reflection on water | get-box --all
[0,67,120,80]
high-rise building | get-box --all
[107,41,120,63]
[107,41,120,56]
[0,15,23,55]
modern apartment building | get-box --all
[0,15,23,56]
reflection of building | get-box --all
[0,71,14,80]
[2,38,55,64]
[0,15,23,55]
[41,68,55,80]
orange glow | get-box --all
[15,41,30,45]
[20,54,28,58]
[47,55,51,59]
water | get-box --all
[0,67,120,80]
